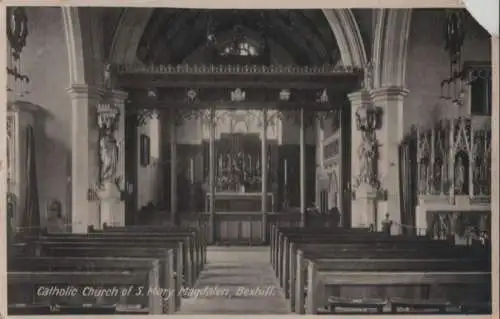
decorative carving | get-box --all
[279,89,291,101]
[472,126,491,196]
[363,61,373,90]
[353,103,381,190]
[116,63,359,75]
[317,89,328,103]
[429,210,490,241]
[417,129,431,194]
[6,115,15,189]
[147,88,158,99]
[103,63,113,89]
[97,103,121,186]
[186,88,198,103]
[230,88,246,102]
[453,152,468,195]
[413,117,490,199]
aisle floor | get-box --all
[178,246,290,314]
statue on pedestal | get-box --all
[97,103,120,186]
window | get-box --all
[467,64,492,116]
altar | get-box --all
[205,192,274,212]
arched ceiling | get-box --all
[135,9,341,66]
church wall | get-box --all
[405,9,491,133]
[7,7,72,229]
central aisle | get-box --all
[178,246,290,314]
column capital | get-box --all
[66,84,105,100]
[370,86,409,102]
[347,89,372,104]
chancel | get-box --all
[5,6,494,316]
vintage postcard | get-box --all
[0,1,498,318]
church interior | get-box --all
[5,6,494,315]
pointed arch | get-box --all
[373,9,412,87]
[109,8,367,67]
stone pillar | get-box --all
[66,84,103,233]
[299,108,306,226]
[169,107,178,224]
[261,109,268,242]
[98,89,128,228]
[208,106,216,243]
[348,89,378,228]
[370,86,408,233]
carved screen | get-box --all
[203,109,278,192]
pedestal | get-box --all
[352,184,379,228]
[98,181,125,228]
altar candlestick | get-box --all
[284,159,288,185]
[190,158,194,183]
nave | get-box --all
[178,247,289,314]
[7,216,491,315]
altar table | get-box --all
[205,192,274,212]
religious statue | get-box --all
[97,104,120,185]
[454,155,466,194]
[103,63,112,89]
[356,131,380,189]
[100,132,119,182]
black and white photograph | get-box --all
[3,4,497,316]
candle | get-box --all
[284,159,288,185]
[190,158,194,183]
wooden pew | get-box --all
[101,223,208,266]
[284,240,488,300]
[8,256,174,313]
[94,226,206,276]
[288,245,489,311]
[30,244,181,312]
[270,226,370,269]
[8,270,163,315]
[33,232,197,287]
[279,234,454,294]
[295,250,490,314]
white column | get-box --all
[370,86,408,233]
[99,89,128,228]
[170,107,177,224]
[209,106,216,243]
[299,108,306,226]
[67,84,103,233]
[261,109,268,242]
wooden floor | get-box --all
[178,246,290,314]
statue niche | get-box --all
[453,151,469,195]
